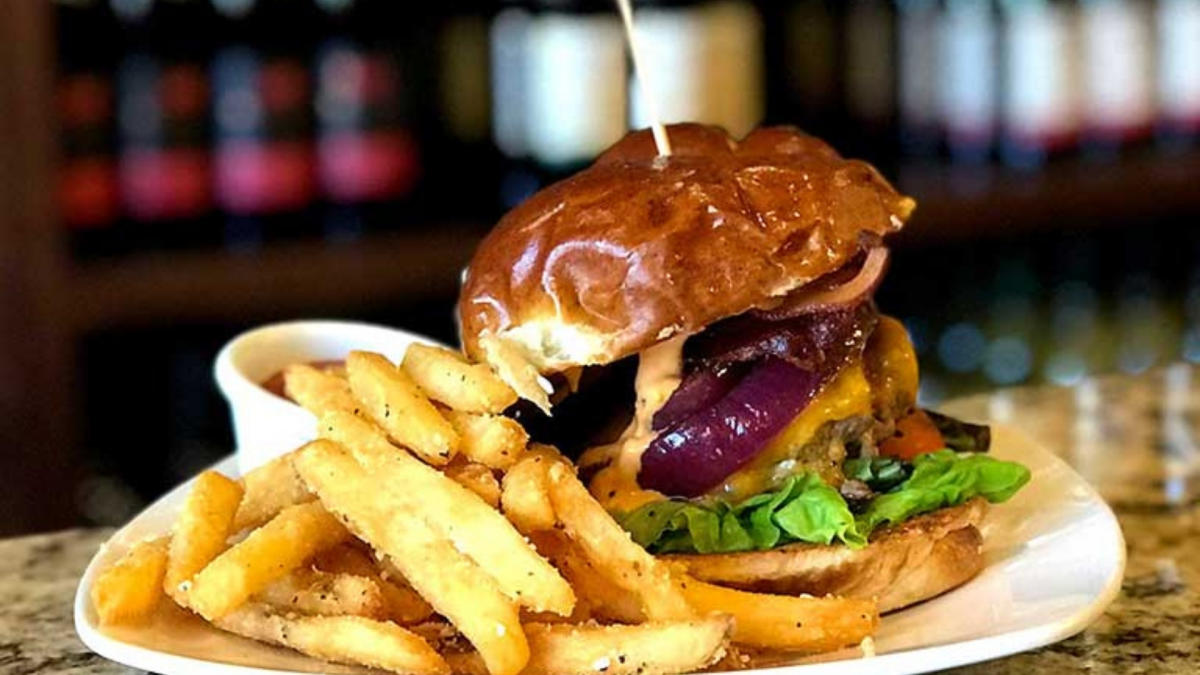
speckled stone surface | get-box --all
[0,527,132,674]
[4,367,1199,673]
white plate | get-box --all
[75,424,1124,675]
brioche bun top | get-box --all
[458,124,915,379]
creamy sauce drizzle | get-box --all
[585,336,686,511]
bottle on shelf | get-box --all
[937,0,1000,164]
[626,0,710,133]
[424,0,498,222]
[55,0,122,258]
[841,0,897,164]
[627,0,764,140]
[314,0,422,240]
[997,0,1080,168]
[112,0,219,250]
[896,0,943,158]
[489,0,627,208]
[1077,0,1155,156]
[769,0,843,142]
[1154,0,1200,147]
[210,0,320,249]
[697,0,765,139]
[526,0,627,184]
[489,0,537,209]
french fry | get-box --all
[318,411,575,616]
[91,537,169,625]
[444,460,502,507]
[186,501,349,620]
[528,531,643,624]
[165,471,244,601]
[402,343,518,414]
[443,410,528,470]
[232,451,313,532]
[313,544,435,624]
[500,450,560,533]
[90,342,888,675]
[676,575,879,652]
[294,440,530,675]
[215,603,450,675]
[376,569,439,625]
[283,363,359,418]
[545,461,694,621]
[522,619,731,675]
[452,619,733,675]
[346,350,459,465]
[254,567,387,619]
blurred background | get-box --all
[0,0,1196,534]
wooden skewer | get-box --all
[614,0,672,157]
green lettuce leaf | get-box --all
[856,450,1030,532]
[618,451,1030,555]
[620,473,864,554]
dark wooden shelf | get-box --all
[66,225,486,330]
[894,149,1200,245]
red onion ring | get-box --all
[754,246,889,321]
[651,364,747,432]
[639,358,830,497]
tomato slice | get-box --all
[879,409,945,461]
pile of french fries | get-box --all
[91,344,879,675]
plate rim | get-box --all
[74,429,1126,675]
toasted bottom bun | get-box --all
[667,498,988,614]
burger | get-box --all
[457,124,1029,613]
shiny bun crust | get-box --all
[458,124,916,373]
[667,498,987,614]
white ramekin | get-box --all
[213,320,441,473]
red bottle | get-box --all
[211,0,319,247]
[55,0,122,257]
[314,0,421,238]
[113,0,218,249]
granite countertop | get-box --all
[0,528,120,673]
[3,366,1198,674]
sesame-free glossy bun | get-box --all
[668,498,988,614]
[458,124,915,376]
